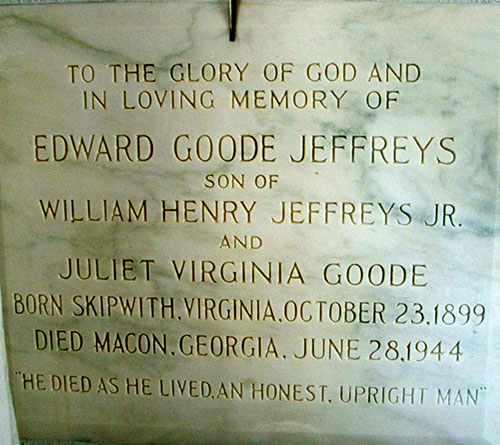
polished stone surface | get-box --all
[0,1,499,443]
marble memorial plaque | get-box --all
[0,2,499,443]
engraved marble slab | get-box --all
[0,2,499,443]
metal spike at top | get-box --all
[229,0,238,42]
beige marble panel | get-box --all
[0,2,498,443]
